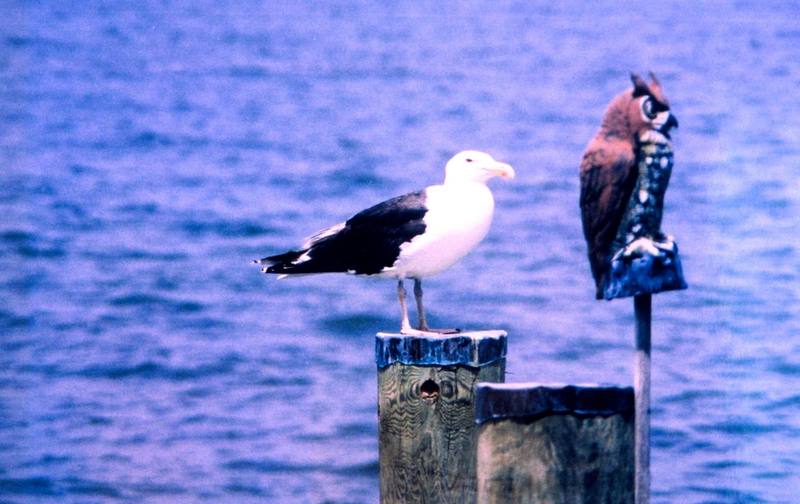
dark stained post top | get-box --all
[376,330,507,368]
[475,382,634,424]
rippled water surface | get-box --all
[2,1,799,502]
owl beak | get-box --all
[490,162,515,180]
[661,113,679,138]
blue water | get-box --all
[2,1,799,502]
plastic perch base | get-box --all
[603,239,687,300]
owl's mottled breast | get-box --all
[611,130,673,252]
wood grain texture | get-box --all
[476,414,634,504]
[378,361,505,504]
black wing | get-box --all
[258,191,428,275]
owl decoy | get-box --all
[579,72,682,299]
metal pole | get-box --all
[634,293,652,504]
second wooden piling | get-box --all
[376,330,507,504]
[475,383,634,504]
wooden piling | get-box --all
[376,330,507,504]
[475,383,634,504]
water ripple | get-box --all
[73,356,242,381]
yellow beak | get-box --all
[491,162,515,180]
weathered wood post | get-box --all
[475,383,634,504]
[376,330,507,504]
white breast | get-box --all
[383,182,495,278]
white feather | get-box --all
[381,182,495,278]
[301,221,346,249]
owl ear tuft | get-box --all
[648,71,664,94]
[630,72,651,98]
[647,71,670,106]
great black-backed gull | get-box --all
[255,150,515,335]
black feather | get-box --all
[260,191,428,276]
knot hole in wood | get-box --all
[420,379,440,401]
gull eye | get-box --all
[466,158,473,163]
[641,97,657,120]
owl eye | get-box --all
[641,97,657,120]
